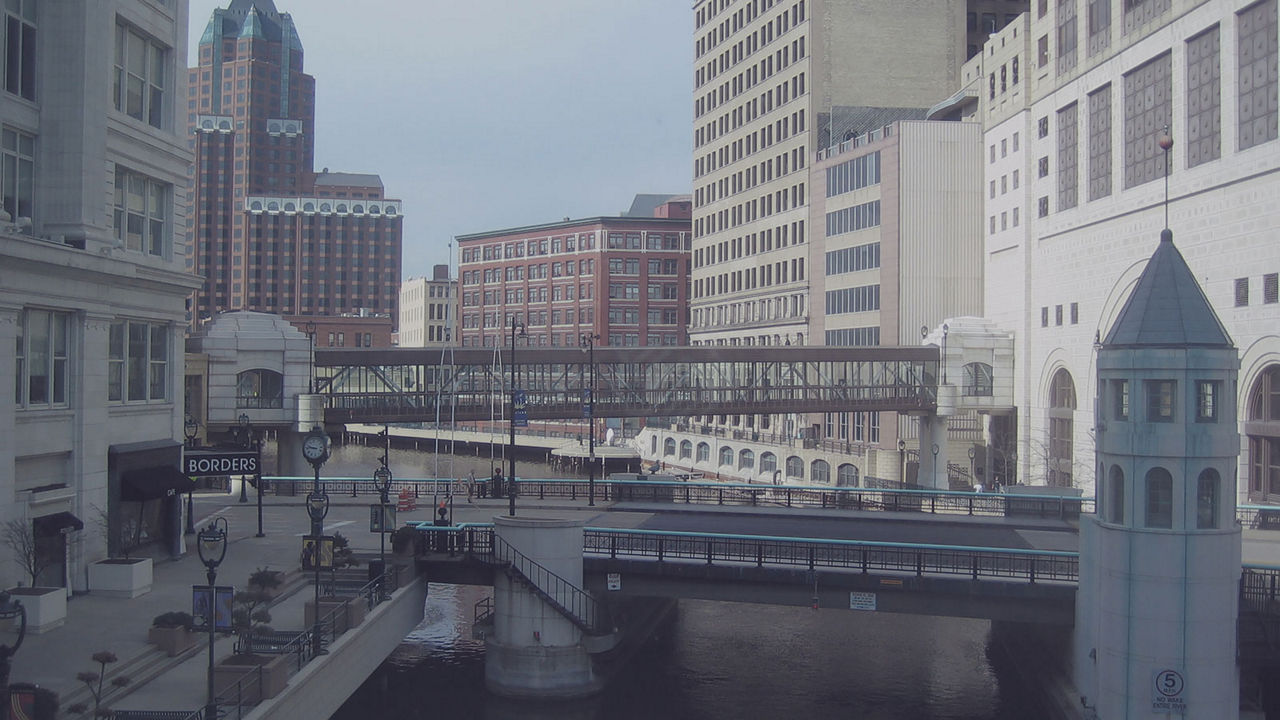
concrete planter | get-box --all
[305,597,367,635]
[7,586,66,634]
[148,625,197,657]
[89,558,153,598]
[214,653,291,704]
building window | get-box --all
[1108,465,1125,523]
[2,0,36,101]
[1197,469,1220,529]
[1239,0,1279,150]
[837,463,860,487]
[113,166,169,257]
[1265,273,1279,304]
[1112,379,1130,420]
[1048,369,1076,487]
[1123,52,1172,188]
[1145,467,1173,529]
[679,440,692,459]
[1146,379,1176,422]
[696,442,710,463]
[786,456,804,479]
[760,452,777,474]
[108,320,168,403]
[1070,302,1079,324]
[15,309,70,408]
[1186,26,1222,167]
[1087,0,1111,56]
[1057,103,1079,210]
[963,362,993,397]
[1038,116,1049,138]
[1088,85,1113,200]
[1246,364,1280,502]
[236,369,284,409]
[811,459,830,483]
[1055,304,1064,325]
[1,126,35,223]
[1196,380,1221,422]
[1041,306,1049,327]
[718,446,733,466]
[1057,0,1078,74]
[1039,156,1050,177]
[1235,277,1250,306]
[738,449,755,470]
[114,24,168,129]
[1038,196,1049,217]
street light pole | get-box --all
[196,518,228,720]
[580,333,599,506]
[183,416,200,535]
[931,442,940,489]
[254,430,264,538]
[897,438,906,485]
[373,464,392,598]
[304,321,316,394]
[509,319,525,517]
[237,414,251,503]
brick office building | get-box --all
[456,198,692,349]
[187,0,402,342]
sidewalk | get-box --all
[10,493,605,717]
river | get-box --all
[306,442,1050,720]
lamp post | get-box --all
[580,333,599,506]
[0,591,28,695]
[237,413,252,503]
[304,321,316,394]
[196,517,228,720]
[968,446,977,486]
[509,319,526,517]
[183,416,200,535]
[897,438,906,484]
[941,322,950,384]
[305,490,329,656]
[373,464,392,596]
[931,442,940,489]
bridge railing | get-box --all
[492,535,603,634]
[265,476,1094,519]
[1239,564,1280,662]
[582,527,1079,583]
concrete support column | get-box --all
[485,516,601,699]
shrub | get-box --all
[152,611,194,629]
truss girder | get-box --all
[314,346,938,424]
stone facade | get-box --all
[0,0,199,590]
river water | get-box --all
[310,443,1046,720]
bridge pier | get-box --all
[486,516,603,699]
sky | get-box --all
[187,0,693,280]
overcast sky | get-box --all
[187,0,693,280]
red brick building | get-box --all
[457,199,692,348]
[186,1,402,340]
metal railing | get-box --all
[582,527,1079,583]
[492,535,603,633]
[414,523,1078,584]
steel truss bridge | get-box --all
[314,345,939,424]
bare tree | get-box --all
[2,518,48,587]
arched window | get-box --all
[1197,468,1220,529]
[811,459,830,484]
[738,449,755,470]
[1108,465,1125,524]
[1246,365,1280,503]
[679,440,693,459]
[696,442,710,462]
[786,456,804,479]
[719,446,734,466]
[963,362,994,396]
[1048,369,1077,487]
[663,438,676,457]
[760,452,777,474]
[1144,467,1173,529]
[837,464,860,487]
[236,369,284,408]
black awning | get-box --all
[121,466,197,502]
[33,511,84,536]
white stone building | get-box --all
[977,0,1280,502]
[0,0,199,592]
[398,264,456,348]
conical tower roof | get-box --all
[1102,229,1232,348]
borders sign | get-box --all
[183,450,260,477]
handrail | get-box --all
[491,535,604,634]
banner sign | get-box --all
[192,585,235,631]
[369,504,397,533]
[513,389,528,427]
[582,389,592,419]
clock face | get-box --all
[303,434,328,462]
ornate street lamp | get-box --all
[196,517,228,720]
[931,442,940,489]
[968,446,977,487]
[0,591,28,694]
[304,321,317,394]
[580,333,599,506]
[237,414,252,503]
[183,416,200,535]
[508,319,527,517]
[373,464,392,595]
[897,438,906,485]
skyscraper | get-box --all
[187,0,402,339]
